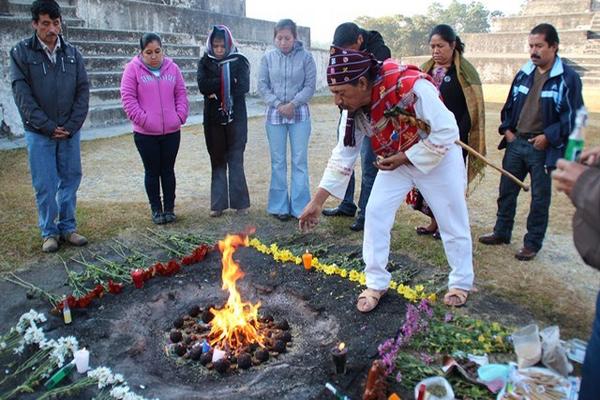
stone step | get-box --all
[84,96,204,129]
[84,55,198,71]
[0,15,85,28]
[563,56,600,66]
[89,81,199,106]
[581,76,600,84]
[66,26,199,46]
[70,40,201,57]
[8,2,78,18]
[87,69,197,89]
[491,13,592,33]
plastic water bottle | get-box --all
[564,107,587,161]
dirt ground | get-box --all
[0,99,599,398]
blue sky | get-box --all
[246,0,524,45]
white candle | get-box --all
[74,348,89,373]
[212,348,226,363]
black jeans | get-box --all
[204,123,250,212]
[134,131,180,212]
[493,137,551,251]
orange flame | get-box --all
[208,234,264,350]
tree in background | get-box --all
[356,0,502,57]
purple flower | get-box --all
[418,299,433,318]
[419,352,434,365]
[444,312,453,323]
[395,371,403,383]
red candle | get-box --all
[131,269,144,289]
[302,250,312,270]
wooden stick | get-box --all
[455,140,530,192]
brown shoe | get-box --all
[515,247,537,261]
[42,236,59,253]
[478,233,510,245]
[61,232,88,246]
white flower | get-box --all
[109,385,130,399]
[13,344,24,354]
[1,342,6,349]
[16,309,46,334]
[89,366,122,389]
[23,325,45,345]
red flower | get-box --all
[165,259,180,276]
[192,245,209,262]
[76,293,94,308]
[108,280,124,294]
[66,295,77,309]
[92,284,105,298]
[131,269,144,289]
[154,262,167,276]
[181,255,195,265]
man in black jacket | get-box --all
[321,22,391,231]
[10,0,89,252]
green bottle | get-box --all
[564,107,587,161]
[44,361,75,389]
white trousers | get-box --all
[362,145,474,291]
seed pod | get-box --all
[189,305,201,318]
[255,348,269,362]
[214,359,230,374]
[169,330,183,343]
[173,317,184,329]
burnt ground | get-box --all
[0,219,536,400]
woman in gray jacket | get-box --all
[258,19,316,221]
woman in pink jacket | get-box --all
[121,33,189,224]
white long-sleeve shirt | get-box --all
[319,79,459,199]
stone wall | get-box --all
[521,0,591,15]
[491,13,593,32]
[462,30,590,55]
[72,0,310,46]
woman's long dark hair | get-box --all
[429,24,464,54]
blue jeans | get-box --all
[338,138,377,220]
[25,130,82,239]
[265,120,311,217]
[494,137,551,252]
[579,291,600,399]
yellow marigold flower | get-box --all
[478,335,486,343]
[339,269,348,278]
[359,275,366,285]
[427,293,437,302]
[415,284,424,292]
[389,281,397,290]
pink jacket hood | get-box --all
[120,55,189,135]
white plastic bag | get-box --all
[540,326,573,376]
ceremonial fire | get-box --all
[208,234,264,350]
[165,233,292,374]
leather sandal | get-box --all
[416,226,436,235]
[357,288,387,313]
[443,288,469,307]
